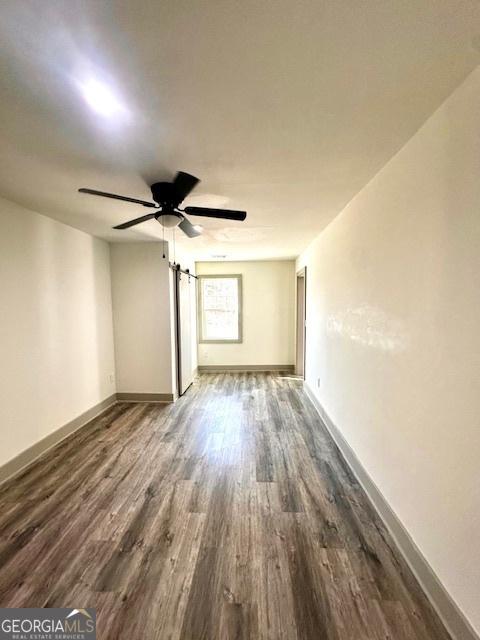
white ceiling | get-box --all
[0,1,479,260]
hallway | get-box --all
[0,373,449,639]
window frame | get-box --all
[197,274,243,344]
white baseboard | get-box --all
[0,394,117,487]
[198,364,295,372]
[116,392,174,402]
[303,382,478,640]
[0,391,175,487]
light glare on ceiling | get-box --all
[193,224,203,232]
[78,78,127,118]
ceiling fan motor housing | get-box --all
[151,182,178,206]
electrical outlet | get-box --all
[109,373,115,384]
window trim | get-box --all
[197,274,243,344]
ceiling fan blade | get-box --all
[183,206,247,221]
[79,188,157,208]
[172,172,200,203]
[178,217,202,238]
[113,213,157,229]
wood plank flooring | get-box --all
[0,373,451,639]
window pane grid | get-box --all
[199,276,241,342]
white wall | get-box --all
[110,243,174,394]
[197,260,295,367]
[0,197,116,467]
[297,66,480,634]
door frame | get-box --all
[295,266,307,378]
[173,264,196,397]
[173,265,182,397]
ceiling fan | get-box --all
[78,171,247,238]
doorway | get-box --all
[295,267,306,378]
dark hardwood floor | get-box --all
[0,373,450,639]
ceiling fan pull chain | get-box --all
[162,223,166,259]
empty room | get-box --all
[0,2,479,639]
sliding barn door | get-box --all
[175,270,195,395]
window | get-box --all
[198,275,242,343]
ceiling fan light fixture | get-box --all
[157,213,181,228]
